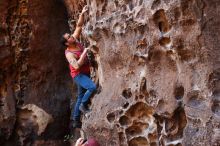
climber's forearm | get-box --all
[66,53,80,69]
[72,6,88,39]
[72,13,84,39]
[77,49,88,66]
[76,13,85,27]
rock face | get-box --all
[0,0,16,144]
[1,0,220,146]
[16,104,53,145]
[64,0,220,145]
[0,0,71,145]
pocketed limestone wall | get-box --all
[64,0,220,145]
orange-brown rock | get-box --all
[64,0,220,145]
[0,0,220,146]
[0,0,71,145]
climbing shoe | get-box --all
[79,104,91,114]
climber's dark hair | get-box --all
[60,36,67,47]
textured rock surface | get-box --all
[64,0,220,145]
[0,0,71,145]
[0,0,16,144]
[1,0,220,146]
[16,104,53,145]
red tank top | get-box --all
[65,42,90,78]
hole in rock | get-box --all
[126,122,148,136]
[90,45,99,54]
[128,1,134,10]
[118,132,126,144]
[139,0,143,5]
[148,133,157,142]
[139,94,144,99]
[114,0,119,7]
[121,5,127,11]
[33,115,37,119]
[149,90,157,98]
[176,45,192,61]
[187,92,204,107]
[136,24,149,35]
[128,137,149,146]
[106,112,116,123]
[123,102,129,109]
[148,49,163,62]
[150,142,157,146]
[180,0,191,16]
[211,100,220,116]
[153,9,171,33]
[208,68,220,90]
[0,99,4,106]
[92,28,103,41]
[159,37,171,47]
[135,95,139,101]
[172,7,181,20]
[140,77,147,92]
[125,102,153,119]
[212,90,220,101]
[174,85,184,100]
[137,38,147,48]
[101,1,107,13]
[166,106,187,139]
[122,88,132,99]
[158,22,163,32]
[119,110,123,115]
[119,115,131,126]
[155,104,187,142]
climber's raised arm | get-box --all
[72,6,88,40]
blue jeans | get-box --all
[72,73,96,120]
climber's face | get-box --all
[63,33,76,46]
